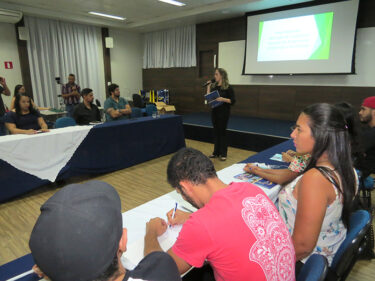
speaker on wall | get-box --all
[18,26,29,40]
[105,37,113,48]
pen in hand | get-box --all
[170,202,178,228]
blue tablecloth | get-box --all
[0,115,186,203]
[0,139,294,280]
[241,139,294,164]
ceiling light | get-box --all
[89,11,125,21]
[158,0,186,7]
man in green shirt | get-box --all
[104,83,132,121]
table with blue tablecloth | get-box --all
[0,139,293,281]
[0,115,186,203]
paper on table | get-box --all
[121,224,183,270]
[217,163,281,202]
[270,153,284,162]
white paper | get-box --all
[217,163,281,202]
[270,153,284,162]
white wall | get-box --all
[219,27,375,87]
[109,28,143,100]
[0,23,22,108]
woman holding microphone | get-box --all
[206,68,235,161]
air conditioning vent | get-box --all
[0,8,22,24]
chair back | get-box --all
[297,254,328,281]
[55,117,76,128]
[329,209,371,280]
[131,107,142,118]
[133,94,145,108]
[145,104,157,116]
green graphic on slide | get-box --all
[309,12,334,60]
[258,21,264,51]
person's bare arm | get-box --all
[5,123,37,135]
[167,248,192,274]
[61,92,76,98]
[144,218,168,256]
[38,117,49,132]
[10,97,15,110]
[0,77,10,96]
[292,170,330,261]
[166,209,191,226]
[106,108,122,119]
[119,104,132,115]
[244,164,298,185]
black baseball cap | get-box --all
[29,181,123,281]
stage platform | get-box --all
[182,112,294,152]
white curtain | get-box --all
[143,25,196,69]
[25,16,101,108]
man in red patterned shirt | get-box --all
[144,148,296,281]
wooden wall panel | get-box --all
[143,0,375,121]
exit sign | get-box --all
[4,61,13,69]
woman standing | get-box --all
[206,68,235,161]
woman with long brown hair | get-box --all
[206,68,235,161]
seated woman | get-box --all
[244,102,363,185]
[10,84,49,111]
[5,93,49,135]
[278,103,357,268]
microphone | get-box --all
[95,99,101,107]
[202,78,215,87]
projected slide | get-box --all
[257,12,334,62]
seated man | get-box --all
[73,88,101,125]
[30,181,181,281]
[104,83,132,122]
[359,96,375,177]
[144,148,296,281]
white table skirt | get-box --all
[0,126,93,181]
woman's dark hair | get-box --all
[14,93,37,115]
[14,84,23,97]
[334,102,365,169]
[302,103,356,228]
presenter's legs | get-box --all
[211,113,221,157]
[217,114,229,158]
[211,111,229,158]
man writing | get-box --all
[73,88,101,125]
[0,76,11,136]
[30,181,181,281]
[144,148,296,281]
[359,96,375,177]
[61,73,80,117]
[104,83,132,122]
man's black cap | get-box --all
[29,181,122,281]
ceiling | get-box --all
[0,0,313,32]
